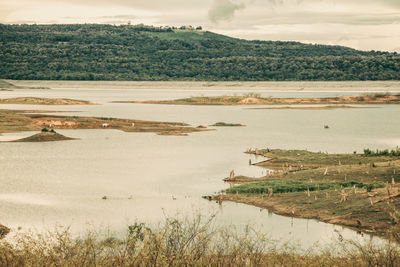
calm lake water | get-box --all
[1,81,400,249]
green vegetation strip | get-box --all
[225,180,384,194]
[210,122,243,127]
[363,148,400,157]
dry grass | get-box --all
[1,214,399,266]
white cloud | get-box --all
[0,0,399,51]
[208,0,246,23]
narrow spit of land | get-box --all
[248,105,369,110]
[114,93,400,106]
[212,148,400,235]
[0,109,210,140]
[0,80,49,90]
[0,97,96,105]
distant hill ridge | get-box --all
[0,24,399,81]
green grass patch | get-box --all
[256,149,395,166]
[225,180,384,194]
[210,122,243,127]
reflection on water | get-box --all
[1,82,399,249]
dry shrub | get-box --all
[0,213,399,266]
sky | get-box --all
[1,0,399,52]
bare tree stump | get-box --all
[0,224,10,239]
[340,189,348,203]
[268,188,274,198]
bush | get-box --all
[363,148,400,157]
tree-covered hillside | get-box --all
[0,24,399,81]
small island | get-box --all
[0,97,96,105]
[211,148,400,235]
[114,93,400,106]
[12,129,76,142]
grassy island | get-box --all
[217,148,400,235]
[0,97,96,105]
[0,109,210,138]
[114,93,400,106]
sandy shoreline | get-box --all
[5,80,400,92]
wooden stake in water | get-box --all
[229,170,235,179]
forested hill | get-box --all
[1,24,399,81]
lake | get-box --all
[1,81,400,249]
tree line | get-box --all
[1,24,399,81]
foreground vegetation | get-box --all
[120,93,400,106]
[220,149,400,234]
[0,109,209,137]
[1,215,400,266]
[1,24,400,81]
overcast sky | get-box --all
[1,0,399,52]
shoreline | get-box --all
[214,148,400,236]
[5,80,400,92]
[219,193,385,235]
[115,94,400,106]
